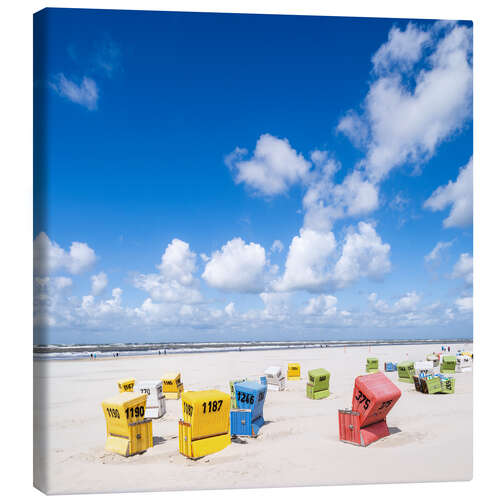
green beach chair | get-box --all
[229,378,247,409]
[397,361,414,383]
[365,357,379,373]
[306,368,330,400]
[440,355,456,374]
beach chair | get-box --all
[426,354,439,368]
[162,372,184,399]
[117,377,135,393]
[230,380,267,437]
[264,366,286,391]
[414,360,435,377]
[397,361,414,383]
[440,356,456,374]
[384,362,397,372]
[178,390,231,459]
[102,392,152,456]
[366,357,379,373]
[136,380,166,419]
[229,378,247,408]
[456,355,472,373]
[338,372,401,447]
[306,368,331,400]
[287,363,301,380]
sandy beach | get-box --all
[34,342,473,494]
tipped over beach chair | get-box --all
[338,372,401,447]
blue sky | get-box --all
[34,9,473,344]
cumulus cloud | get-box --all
[275,222,390,293]
[91,272,108,296]
[338,22,472,182]
[34,232,97,275]
[333,222,391,288]
[451,252,473,286]
[425,241,453,263]
[81,287,123,317]
[302,295,338,316]
[50,74,99,110]
[202,237,267,293]
[224,302,236,316]
[273,229,336,292]
[226,134,311,196]
[133,239,202,303]
[158,239,197,286]
[424,157,473,228]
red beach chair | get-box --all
[339,372,401,446]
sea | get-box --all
[33,338,473,361]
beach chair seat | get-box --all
[230,380,267,437]
[440,356,456,374]
[264,366,286,391]
[456,355,472,373]
[102,392,152,456]
[178,390,231,459]
[117,378,135,393]
[136,380,166,419]
[366,357,379,373]
[397,362,415,383]
[162,372,184,399]
[287,363,301,380]
[339,372,401,447]
[306,368,331,400]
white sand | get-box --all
[34,343,473,494]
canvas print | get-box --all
[33,8,473,495]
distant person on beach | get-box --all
[448,346,450,352]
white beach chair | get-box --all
[264,366,286,391]
[136,380,166,419]
[414,360,435,377]
[456,355,473,373]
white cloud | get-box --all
[202,237,267,293]
[158,239,197,285]
[455,295,473,312]
[338,22,472,182]
[34,232,97,275]
[91,272,108,296]
[226,134,311,196]
[133,238,202,303]
[372,23,431,74]
[224,302,236,316]
[273,229,336,292]
[425,241,453,262]
[451,252,473,286]
[81,288,123,317]
[50,74,99,110]
[275,222,390,293]
[302,295,338,316]
[259,292,290,320]
[424,157,473,228]
[333,222,391,288]
[393,291,421,312]
[270,240,284,253]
